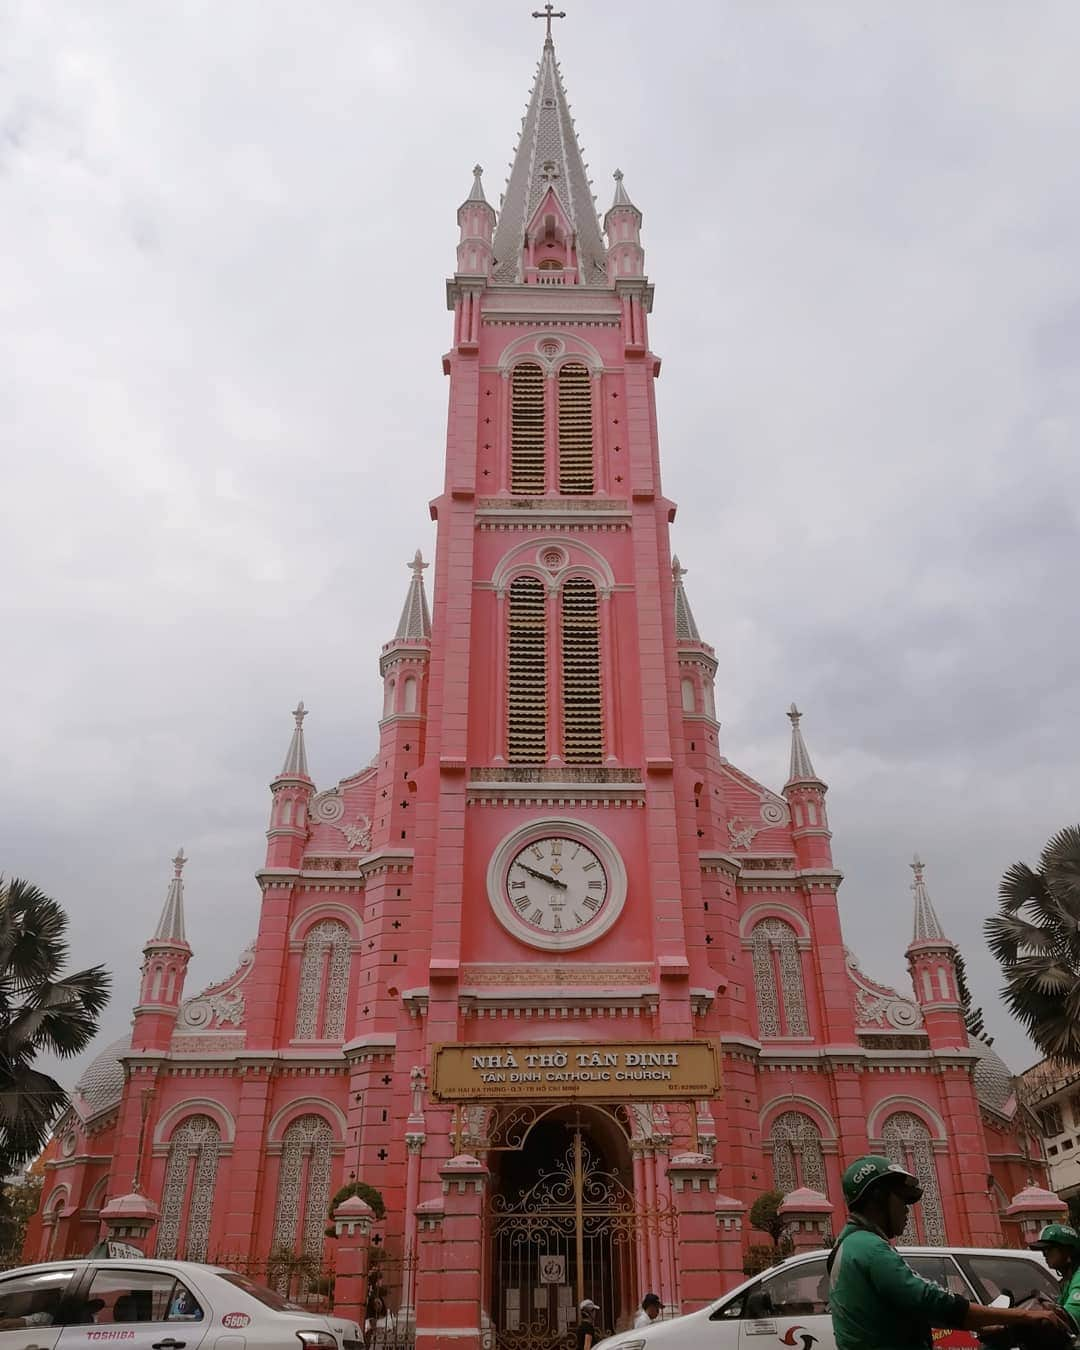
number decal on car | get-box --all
[222,1311,252,1328]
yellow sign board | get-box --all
[431,1039,721,1102]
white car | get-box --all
[0,1258,362,1349]
[603,1246,1062,1350]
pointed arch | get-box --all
[510,362,545,494]
[271,1114,335,1260]
[768,1110,829,1196]
[507,575,547,762]
[882,1111,946,1246]
[561,576,602,763]
[155,1114,221,1260]
[557,362,593,493]
[294,920,351,1041]
[750,918,809,1038]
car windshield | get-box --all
[215,1271,306,1313]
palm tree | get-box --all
[985,826,1080,1067]
[0,878,110,1175]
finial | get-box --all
[672,555,687,581]
[172,848,186,878]
[614,168,623,182]
[785,703,819,784]
[909,852,947,944]
[911,853,925,884]
[466,165,488,204]
[395,551,433,640]
[788,703,801,725]
[292,700,307,729]
[532,3,566,42]
[280,701,311,778]
[409,549,429,577]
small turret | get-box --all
[604,169,645,284]
[673,557,718,723]
[783,705,833,868]
[905,856,966,1046]
[132,849,192,1050]
[264,702,314,870]
[456,165,496,281]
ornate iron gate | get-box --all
[486,1130,676,1350]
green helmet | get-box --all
[1030,1223,1080,1252]
[842,1155,923,1206]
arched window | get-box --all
[507,576,547,762]
[272,1115,334,1259]
[562,577,602,763]
[294,920,351,1041]
[383,678,395,716]
[883,1111,945,1245]
[558,363,593,494]
[681,677,696,712]
[511,362,545,494]
[770,1111,828,1196]
[751,919,809,1038]
[155,1115,221,1260]
[402,676,417,714]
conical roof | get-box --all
[786,704,820,784]
[491,37,607,285]
[280,701,310,778]
[910,854,947,943]
[396,551,432,640]
[672,557,701,642]
[151,849,188,944]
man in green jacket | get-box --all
[1029,1223,1080,1329]
[828,1155,1065,1350]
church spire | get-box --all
[491,28,607,285]
[786,703,819,785]
[396,551,432,640]
[280,701,310,779]
[152,848,187,944]
[672,557,701,642]
[910,854,948,943]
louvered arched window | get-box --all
[558,363,593,494]
[511,362,545,494]
[294,920,351,1041]
[770,1111,828,1196]
[155,1115,221,1260]
[751,919,809,1038]
[562,578,602,763]
[883,1112,946,1246]
[507,576,547,762]
[272,1115,334,1259]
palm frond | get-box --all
[998,863,1048,916]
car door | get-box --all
[905,1255,979,1350]
[55,1266,209,1350]
[737,1257,834,1350]
[0,1267,75,1350]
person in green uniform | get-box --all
[828,1155,1066,1350]
[1029,1223,1080,1330]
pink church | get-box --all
[28,20,1055,1341]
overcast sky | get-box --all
[4,1,1079,1086]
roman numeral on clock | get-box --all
[530,909,544,926]
[582,896,600,912]
[552,915,562,931]
[582,860,598,872]
[513,894,529,912]
[588,880,603,889]
[550,839,562,856]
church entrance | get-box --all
[485,1107,674,1350]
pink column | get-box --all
[548,585,563,762]
[714,1194,747,1291]
[414,1196,447,1348]
[667,1154,719,1313]
[416,1155,488,1350]
[631,1145,648,1303]
[1005,1184,1068,1247]
[99,1192,159,1255]
[491,591,506,762]
[600,590,618,763]
[333,1195,374,1325]
[496,370,510,494]
[545,369,558,492]
[642,1147,661,1297]
[779,1187,832,1253]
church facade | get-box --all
[28,23,1051,1337]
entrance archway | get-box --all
[485,1105,665,1350]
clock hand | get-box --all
[516,863,569,890]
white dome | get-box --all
[969,1035,1016,1115]
[72,1036,129,1119]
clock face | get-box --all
[505,836,609,937]
[487,819,627,952]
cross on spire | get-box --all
[532,3,566,41]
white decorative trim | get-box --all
[497,330,604,374]
[288,903,363,941]
[486,817,628,953]
[153,1097,237,1147]
[739,903,811,942]
[491,536,616,593]
[759,1095,838,1140]
[866,1096,949,1142]
[267,1097,349,1143]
